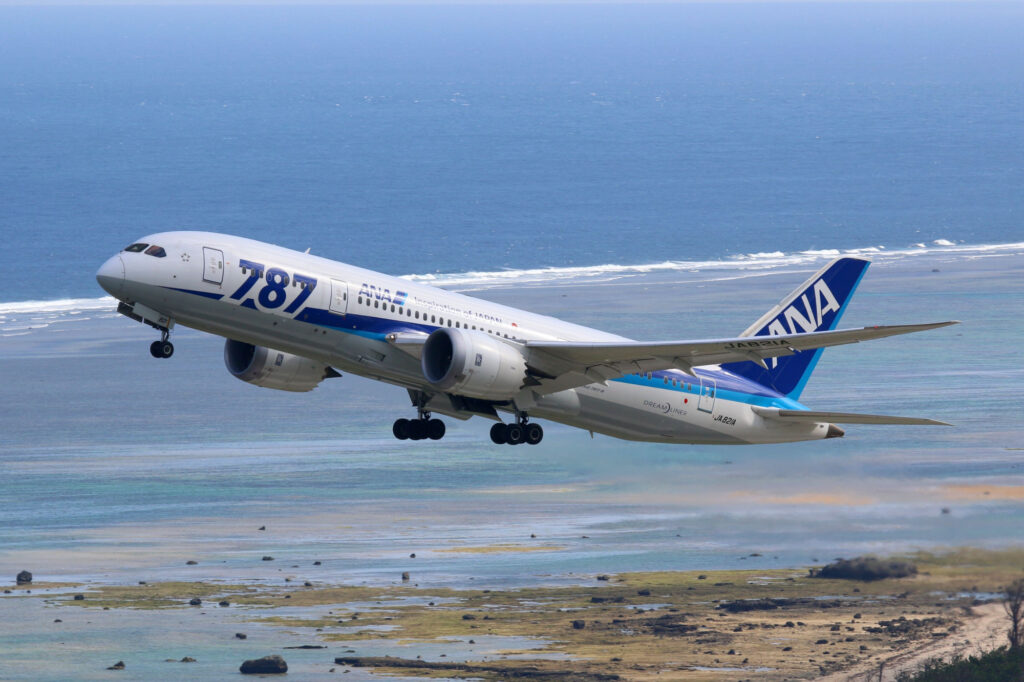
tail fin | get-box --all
[722,257,870,399]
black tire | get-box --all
[525,423,544,445]
[506,423,525,445]
[392,418,410,440]
[408,419,428,440]
[427,419,446,440]
[152,340,173,358]
[489,423,508,445]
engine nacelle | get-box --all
[224,339,339,393]
[421,328,527,401]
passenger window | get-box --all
[357,296,362,304]
[144,245,166,258]
[374,300,379,308]
[391,304,395,313]
[123,243,148,253]
[431,315,436,323]
[447,319,452,327]
[415,311,419,319]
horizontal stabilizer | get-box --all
[752,406,950,426]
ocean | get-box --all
[0,3,1022,679]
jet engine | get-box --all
[224,339,339,392]
[421,328,527,401]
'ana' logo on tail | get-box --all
[722,257,870,399]
[765,279,840,368]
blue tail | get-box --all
[722,258,870,400]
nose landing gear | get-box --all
[149,330,174,359]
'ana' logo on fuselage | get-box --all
[359,283,408,306]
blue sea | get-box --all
[1,4,1023,679]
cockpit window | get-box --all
[144,245,167,258]
[123,243,148,253]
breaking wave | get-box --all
[402,240,1024,288]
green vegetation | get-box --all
[896,647,1024,682]
[811,556,918,581]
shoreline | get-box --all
[4,548,1022,681]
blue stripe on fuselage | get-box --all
[613,370,805,410]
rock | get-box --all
[596,575,610,581]
[235,633,248,640]
[240,655,288,675]
[73,594,85,601]
[259,526,266,531]
[189,598,201,606]
[219,600,230,607]
[572,620,586,630]
[107,661,125,670]
[410,553,416,558]
[16,570,32,584]
[698,575,707,580]
[186,560,197,565]
[54,619,62,623]
[304,582,312,587]
[462,614,476,620]
[401,572,410,581]
[262,556,274,561]
[637,589,651,596]
[313,561,321,566]
[180,657,196,663]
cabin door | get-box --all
[329,280,349,315]
[202,247,224,285]
[697,376,716,414]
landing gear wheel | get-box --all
[490,423,508,445]
[505,423,525,445]
[150,340,174,358]
[408,419,428,441]
[393,418,410,440]
[427,418,446,441]
[524,423,544,445]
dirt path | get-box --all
[819,602,1008,682]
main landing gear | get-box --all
[393,408,446,442]
[490,415,543,446]
[149,330,174,359]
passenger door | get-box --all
[329,279,349,315]
[698,376,716,414]
[203,247,224,285]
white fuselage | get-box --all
[96,231,829,445]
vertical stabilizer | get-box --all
[722,258,870,399]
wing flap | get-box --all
[752,406,951,426]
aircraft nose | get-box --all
[96,254,125,296]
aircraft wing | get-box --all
[520,321,958,395]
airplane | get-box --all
[95,232,956,446]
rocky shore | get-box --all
[4,548,1022,681]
